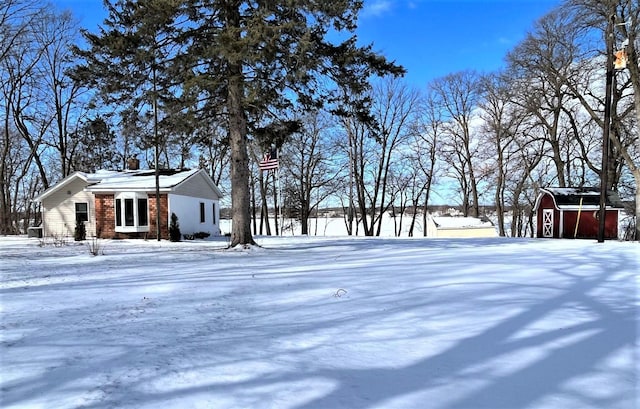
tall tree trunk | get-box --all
[495,147,506,236]
[228,81,253,245]
[226,4,254,247]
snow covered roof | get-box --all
[85,168,200,192]
[432,216,493,229]
[538,187,624,210]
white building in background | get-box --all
[425,214,498,238]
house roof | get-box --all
[86,169,195,191]
[33,171,114,202]
[536,187,624,210]
[432,216,494,229]
[34,168,223,201]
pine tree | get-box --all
[169,212,181,242]
[76,0,404,247]
[73,0,183,241]
[179,1,404,247]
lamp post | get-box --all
[598,14,616,243]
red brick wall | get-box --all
[95,194,115,238]
[94,193,169,240]
[148,195,169,240]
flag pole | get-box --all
[277,167,283,235]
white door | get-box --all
[542,209,554,238]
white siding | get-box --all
[172,172,221,200]
[41,178,96,238]
[168,194,221,237]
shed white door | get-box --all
[542,209,554,238]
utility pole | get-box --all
[598,13,616,243]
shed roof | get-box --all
[537,187,624,210]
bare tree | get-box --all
[506,10,585,188]
[387,157,426,237]
[341,77,419,236]
[430,70,482,217]
[0,0,52,234]
[34,10,85,178]
[0,2,51,191]
[410,88,441,236]
[480,73,518,236]
[282,111,342,235]
[568,0,639,239]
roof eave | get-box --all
[85,187,174,194]
[557,205,622,211]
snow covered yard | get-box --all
[0,235,637,409]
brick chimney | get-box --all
[127,157,140,170]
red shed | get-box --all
[533,187,624,239]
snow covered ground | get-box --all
[1,235,638,409]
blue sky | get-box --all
[53,0,561,87]
[356,0,561,85]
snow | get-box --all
[85,169,199,190]
[1,235,638,409]
[432,216,493,228]
[545,187,600,196]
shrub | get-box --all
[169,212,181,242]
[74,220,86,241]
[87,237,103,256]
[194,232,210,239]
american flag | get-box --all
[259,150,279,171]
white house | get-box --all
[426,214,498,238]
[33,168,223,240]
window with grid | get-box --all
[75,202,88,223]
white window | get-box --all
[115,192,149,233]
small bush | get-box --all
[169,212,181,242]
[74,221,86,241]
[183,234,195,240]
[87,237,103,256]
[194,232,210,239]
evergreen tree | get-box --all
[71,116,122,172]
[76,0,404,247]
[180,1,404,247]
[169,212,181,241]
[73,0,184,241]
